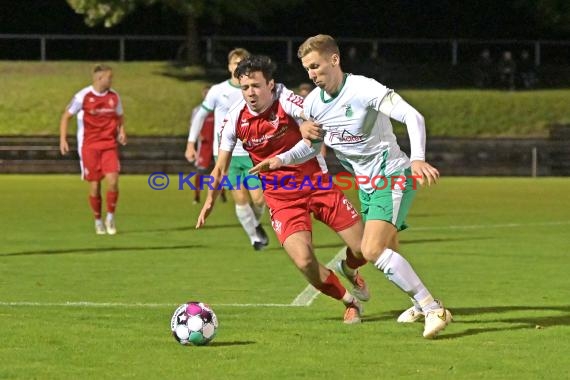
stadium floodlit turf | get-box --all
[1,175,568,379]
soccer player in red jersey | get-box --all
[196,55,369,323]
[59,64,127,235]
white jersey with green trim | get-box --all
[303,74,411,193]
[202,79,248,156]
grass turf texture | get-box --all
[2,61,570,137]
[0,175,569,379]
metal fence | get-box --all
[2,33,570,66]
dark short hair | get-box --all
[234,55,277,82]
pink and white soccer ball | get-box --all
[170,302,218,346]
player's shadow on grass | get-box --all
[362,305,570,339]
[0,244,203,257]
[206,340,256,347]
[401,236,492,245]
[123,223,242,234]
[312,236,490,251]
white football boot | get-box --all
[95,220,106,235]
[105,217,117,235]
[397,305,425,323]
[423,302,453,339]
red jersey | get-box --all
[199,112,215,143]
[219,84,327,197]
[67,85,123,150]
[193,106,215,170]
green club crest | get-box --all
[344,104,353,117]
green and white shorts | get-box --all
[358,168,416,231]
[227,155,262,188]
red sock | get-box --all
[315,270,346,300]
[89,195,102,219]
[345,247,367,269]
[106,191,119,213]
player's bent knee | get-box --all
[361,242,388,262]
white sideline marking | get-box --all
[290,247,346,307]
[0,301,300,308]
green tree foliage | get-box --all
[66,0,301,64]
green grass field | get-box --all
[1,175,569,379]
[2,61,570,137]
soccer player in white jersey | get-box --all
[185,48,269,251]
[251,35,452,338]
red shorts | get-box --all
[265,184,361,245]
[81,146,120,181]
[196,138,213,171]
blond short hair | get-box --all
[92,63,112,74]
[228,48,250,63]
[297,34,340,59]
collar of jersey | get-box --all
[320,73,349,103]
[227,79,241,89]
[90,85,109,97]
[243,100,277,120]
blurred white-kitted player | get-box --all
[185,48,269,251]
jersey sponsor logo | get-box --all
[286,92,304,107]
[242,125,289,148]
[88,107,117,116]
[328,130,365,145]
[269,113,279,129]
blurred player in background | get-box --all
[189,85,226,204]
[253,35,452,338]
[197,55,369,323]
[297,82,313,97]
[185,48,269,251]
[59,64,127,235]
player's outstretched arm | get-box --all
[59,111,73,155]
[249,138,321,174]
[186,107,210,161]
[410,160,440,186]
[117,122,127,146]
[196,149,232,228]
[249,156,284,175]
[384,92,440,186]
[185,142,197,162]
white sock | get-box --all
[341,290,355,305]
[409,297,422,311]
[235,204,259,245]
[374,248,436,310]
[251,203,265,225]
[106,213,114,221]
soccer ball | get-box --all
[170,302,218,346]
